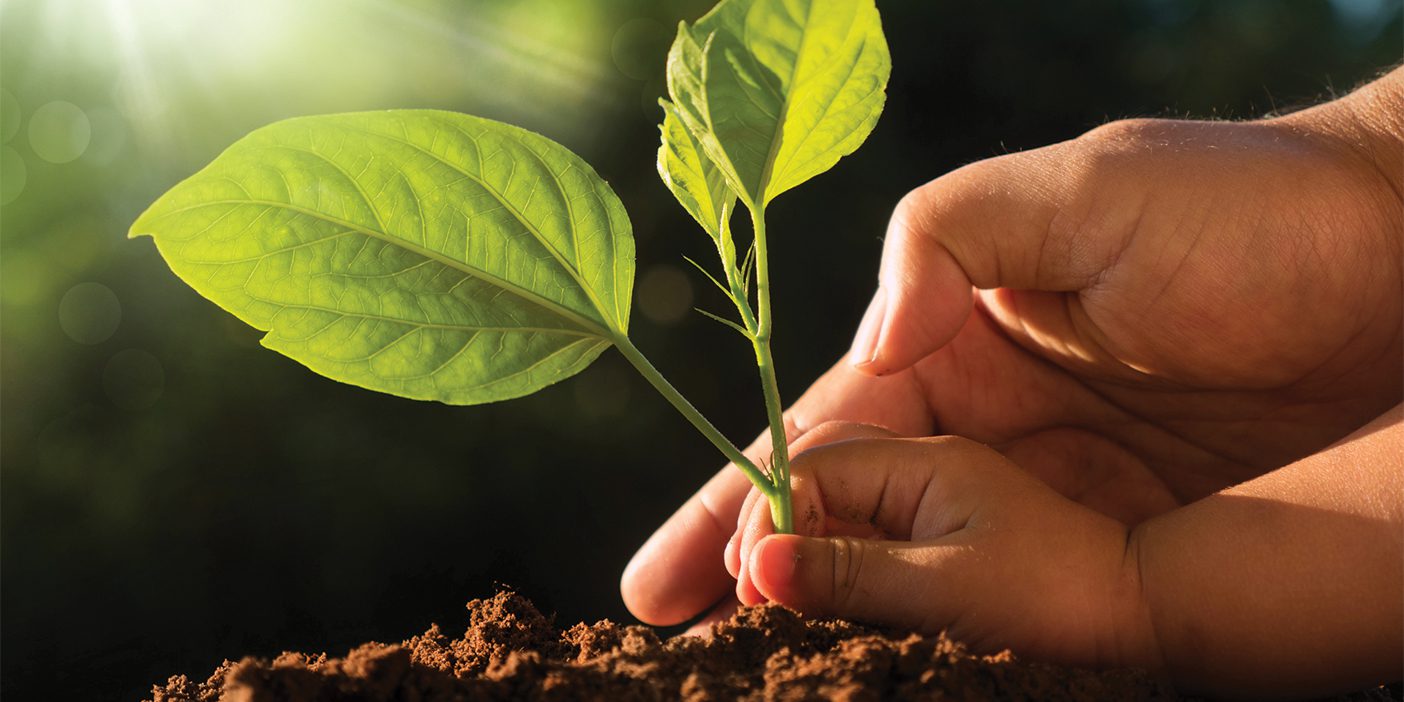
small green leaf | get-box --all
[739,238,757,294]
[664,24,713,150]
[693,307,752,338]
[667,0,890,206]
[658,99,735,240]
[681,255,734,301]
[131,110,634,405]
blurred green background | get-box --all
[1,0,1398,698]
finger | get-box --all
[746,387,932,572]
[784,422,902,535]
[788,435,1018,541]
[623,361,933,624]
[736,423,899,604]
[749,533,964,633]
[726,487,764,578]
[787,420,901,455]
[621,464,753,625]
[784,359,935,439]
[852,137,1130,376]
[735,495,774,606]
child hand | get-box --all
[728,422,1160,671]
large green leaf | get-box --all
[666,0,890,206]
[130,110,634,405]
[657,99,735,244]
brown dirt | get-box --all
[146,591,1394,702]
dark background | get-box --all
[1,0,1399,698]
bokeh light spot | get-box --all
[611,18,669,80]
[637,264,694,325]
[28,101,91,164]
[59,282,121,344]
[0,90,19,142]
[1,145,26,204]
[103,349,165,410]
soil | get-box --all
[148,591,1397,702]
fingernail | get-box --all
[752,535,800,595]
[848,287,888,368]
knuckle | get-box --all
[826,536,867,611]
[789,442,831,471]
[795,420,872,449]
[1075,119,1175,175]
[888,186,943,244]
[921,434,988,455]
[699,487,738,540]
[900,152,1032,243]
[1080,117,1166,144]
[789,439,852,475]
[891,188,926,227]
[810,418,862,436]
[791,421,895,458]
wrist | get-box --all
[1117,521,1167,676]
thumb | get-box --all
[849,136,1122,376]
[749,533,954,631]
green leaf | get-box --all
[739,238,757,294]
[693,306,752,338]
[666,0,890,206]
[130,110,634,405]
[681,255,734,300]
[658,99,735,241]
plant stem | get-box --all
[613,335,775,498]
[749,205,794,535]
[719,209,759,334]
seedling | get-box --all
[130,0,889,534]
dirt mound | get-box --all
[143,591,1379,701]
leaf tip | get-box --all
[126,218,154,240]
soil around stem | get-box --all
[147,591,1398,702]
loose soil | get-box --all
[148,591,1397,702]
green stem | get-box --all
[613,335,775,498]
[750,205,793,534]
[719,212,758,334]
[727,269,758,335]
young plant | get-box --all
[129,0,889,535]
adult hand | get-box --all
[622,68,1403,627]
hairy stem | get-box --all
[719,208,759,334]
[750,205,793,534]
[613,335,775,497]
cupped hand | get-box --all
[622,73,1402,627]
[730,423,1161,670]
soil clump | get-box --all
[147,591,1395,701]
